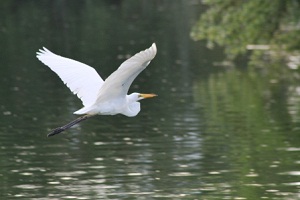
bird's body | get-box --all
[37,43,157,136]
[76,93,139,116]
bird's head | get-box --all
[124,93,157,117]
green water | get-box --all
[0,1,300,199]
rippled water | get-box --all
[2,72,300,199]
[1,1,300,199]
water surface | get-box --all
[0,1,300,199]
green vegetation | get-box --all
[191,0,300,71]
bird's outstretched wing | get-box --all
[37,48,104,107]
[96,43,157,102]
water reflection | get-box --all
[193,70,300,199]
[2,106,205,199]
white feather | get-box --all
[96,43,157,102]
[36,48,104,107]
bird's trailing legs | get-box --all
[47,114,95,137]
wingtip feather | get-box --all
[146,43,157,59]
[151,43,156,48]
[151,43,157,54]
[36,47,53,58]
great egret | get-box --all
[37,43,157,137]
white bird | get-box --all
[37,43,157,137]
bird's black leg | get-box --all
[47,114,94,137]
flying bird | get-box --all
[37,43,157,137]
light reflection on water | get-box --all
[1,68,300,200]
[2,107,205,199]
[3,101,300,200]
[2,79,300,199]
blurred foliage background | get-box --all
[191,0,300,80]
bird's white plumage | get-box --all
[36,43,157,116]
[96,43,157,102]
[36,48,104,107]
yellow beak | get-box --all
[139,93,157,99]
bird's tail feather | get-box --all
[73,106,93,115]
